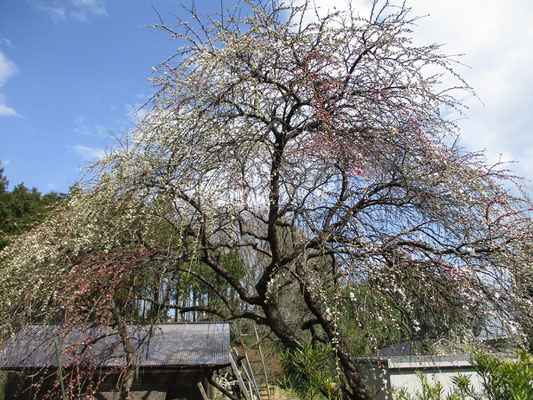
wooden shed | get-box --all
[0,323,231,400]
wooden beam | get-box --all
[230,352,252,400]
[209,378,239,400]
[197,381,210,400]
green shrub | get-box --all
[475,350,533,400]
[393,371,459,400]
[393,351,533,400]
[280,343,340,400]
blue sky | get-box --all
[0,0,218,193]
[1,0,533,193]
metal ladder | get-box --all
[230,324,273,400]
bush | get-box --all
[475,350,533,400]
[280,343,340,400]
[393,351,533,400]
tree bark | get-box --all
[301,284,376,400]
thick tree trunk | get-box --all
[255,289,375,399]
[261,299,302,350]
[301,286,377,400]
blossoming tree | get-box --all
[1,1,532,399]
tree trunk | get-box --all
[301,286,377,400]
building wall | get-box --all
[358,356,485,399]
[389,366,483,397]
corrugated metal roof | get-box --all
[0,323,231,370]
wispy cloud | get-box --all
[300,0,533,180]
[123,103,148,125]
[94,125,109,137]
[27,0,107,23]
[72,145,106,161]
[0,51,18,117]
[73,115,91,136]
[70,0,107,22]
[73,115,109,137]
[0,52,17,87]
[0,103,18,117]
[26,0,66,23]
[0,38,14,49]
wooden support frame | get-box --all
[230,352,252,400]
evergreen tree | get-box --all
[0,161,8,193]
[0,162,63,250]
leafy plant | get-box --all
[393,351,533,400]
[394,371,472,400]
[281,343,340,400]
[475,350,533,400]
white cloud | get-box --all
[70,0,107,22]
[0,38,14,49]
[95,125,109,137]
[296,0,533,180]
[124,103,148,125]
[27,0,107,23]
[26,1,66,22]
[74,115,86,123]
[73,125,92,136]
[0,52,17,86]
[70,0,107,16]
[0,103,18,117]
[73,115,92,136]
[72,145,106,160]
[73,115,110,137]
[0,51,18,117]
